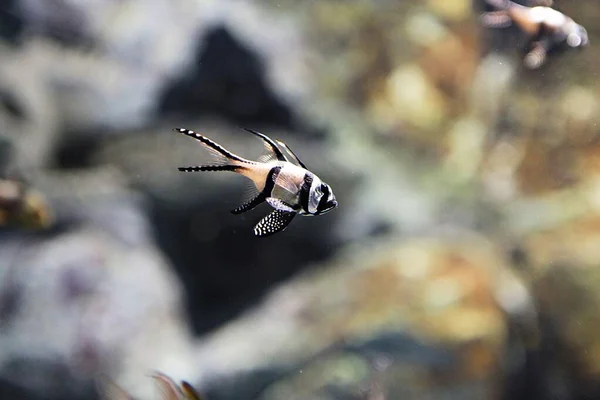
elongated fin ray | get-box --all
[174,128,249,165]
[243,128,287,162]
[181,381,205,400]
[149,371,183,400]
[275,140,307,169]
[231,192,266,214]
[178,165,241,172]
[254,210,296,237]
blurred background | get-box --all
[0,0,599,399]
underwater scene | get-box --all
[0,0,599,399]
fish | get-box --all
[174,127,338,237]
[481,0,589,69]
[96,372,205,400]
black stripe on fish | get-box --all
[263,166,282,197]
[317,183,330,213]
[231,165,281,214]
[174,128,247,163]
[300,173,312,213]
[178,165,241,172]
[243,128,287,162]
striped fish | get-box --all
[175,128,338,237]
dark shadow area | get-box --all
[0,1,24,46]
[158,25,323,139]
[51,133,103,170]
[149,190,341,334]
[0,0,96,49]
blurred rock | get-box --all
[191,234,533,400]
[514,206,600,399]
[0,168,196,400]
[0,41,59,171]
[469,3,600,397]
[0,0,318,172]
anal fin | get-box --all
[254,210,297,237]
[231,192,266,214]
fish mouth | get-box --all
[317,200,338,215]
[326,199,339,211]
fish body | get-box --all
[481,0,588,68]
[175,127,338,237]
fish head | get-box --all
[309,179,338,215]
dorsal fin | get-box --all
[242,128,287,163]
[275,139,307,169]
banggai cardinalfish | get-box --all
[175,127,338,237]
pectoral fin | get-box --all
[253,210,296,237]
[231,192,266,214]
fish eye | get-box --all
[318,183,329,196]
